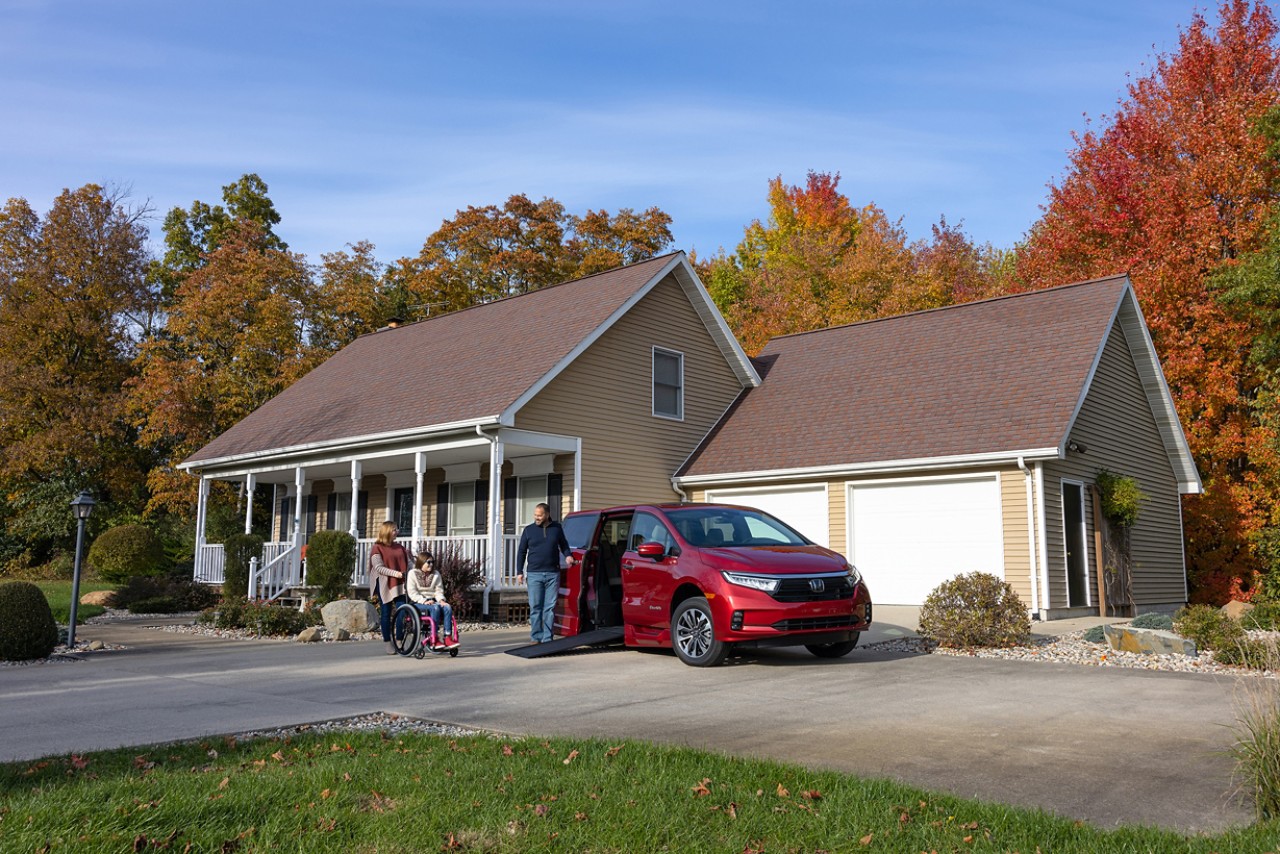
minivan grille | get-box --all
[772,575,855,603]
[772,616,860,631]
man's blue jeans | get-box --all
[527,572,559,643]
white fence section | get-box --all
[194,534,524,597]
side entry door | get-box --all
[621,511,680,630]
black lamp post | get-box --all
[67,490,95,650]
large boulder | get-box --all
[1222,600,1255,621]
[80,590,115,607]
[321,599,377,635]
[296,626,324,643]
[1104,624,1197,657]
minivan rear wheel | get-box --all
[805,634,860,658]
[672,597,729,667]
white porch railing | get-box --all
[250,543,304,602]
[195,544,226,584]
[193,534,524,598]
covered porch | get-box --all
[188,425,582,615]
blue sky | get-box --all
[2,1,1209,265]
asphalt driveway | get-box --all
[0,611,1255,834]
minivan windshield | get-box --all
[663,506,809,547]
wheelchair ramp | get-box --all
[505,627,625,658]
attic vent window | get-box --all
[653,347,684,420]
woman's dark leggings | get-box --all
[379,596,405,642]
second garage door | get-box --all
[849,476,1003,605]
[706,485,830,547]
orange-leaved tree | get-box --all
[1017,0,1280,602]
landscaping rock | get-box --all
[296,626,324,643]
[79,590,115,607]
[87,640,105,651]
[1104,624,1197,656]
[1222,600,1255,621]
[321,599,377,635]
[335,628,351,641]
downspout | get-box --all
[1017,457,1040,617]
[476,425,501,616]
[1035,462,1050,620]
[670,476,689,503]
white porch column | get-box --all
[243,474,256,535]
[573,438,582,512]
[195,476,211,550]
[294,468,306,544]
[413,452,426,543]
[270,483,279,541]
[349,460,362,539]
[489,436,505,595]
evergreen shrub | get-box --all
[222,534,263,599]
[0,581,59,660]
[917,571,1031,648]
[1130,612,1174,631]
[305,530,356,604]
[88,525,165,584]
[1174,604,1245,653]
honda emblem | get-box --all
[808,578,825,593]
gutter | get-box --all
[1018,456,1041,617]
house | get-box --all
[183,256,1200,620]
[674,274,1201,618]
[179,252,760,611]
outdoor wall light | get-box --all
[1067,441,1088,454]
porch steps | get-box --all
[504,627,625,659]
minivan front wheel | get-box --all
[672,597,729,667]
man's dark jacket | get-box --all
[517,520,570,574]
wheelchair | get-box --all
[392,601,460,659]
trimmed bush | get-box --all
[1244,601,1280,631]
[114,575,218,613]
[88,525,165,584]
[0,581,59,660]
[222,534,263,600]
[1082,625,1106,644]
[1130,612,1174,631]
[198,597,316,636]
[1174,604,1245,652]
[305,530,356,604]
[917,572,1031,648]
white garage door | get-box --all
[849,476,1002,605]
[706,485,829,547]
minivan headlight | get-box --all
[721,571,780,593]
[845,563,863,586]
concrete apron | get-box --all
[2,615,1254,835]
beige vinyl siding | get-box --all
[516,273,746,508]
[1044,320,1185,611]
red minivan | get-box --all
[553,503,872,666]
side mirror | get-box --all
[636,542,666,559]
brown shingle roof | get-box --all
[186,253,683,466]
[678,276,1131,479]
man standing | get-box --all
[516,502,576,644]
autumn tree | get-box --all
[305,240,394,352]
[151,173,287,300]
[395,195,674,317]
[703,172,1002,354]
[129,221,318,513]
[1017,0,1280,601]
[0,185,153,568]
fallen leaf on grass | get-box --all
[69,755,88,770]
[534,804,550,817]
[270,751,284,762]
[776,783,789,797]
[691,778,712,797]
[801,789,822,801]
[562,749,579,765]
[502,744,514,756]
[860,832,873,845]
[320,788,331,800]
[605,745,623,757]
[218,777,230,790]
[574,811,588,821]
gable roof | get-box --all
[183,252,759,469]
[677,275,1201,494]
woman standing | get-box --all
[370,520,409,654]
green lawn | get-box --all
[1,731,1274,853]
[32,580,116,624]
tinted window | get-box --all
[664,506,809,547]
[628,511,676,552]
[561,513,599,550]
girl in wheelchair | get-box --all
[407,551,458,649]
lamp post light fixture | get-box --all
[67,490,96,650]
